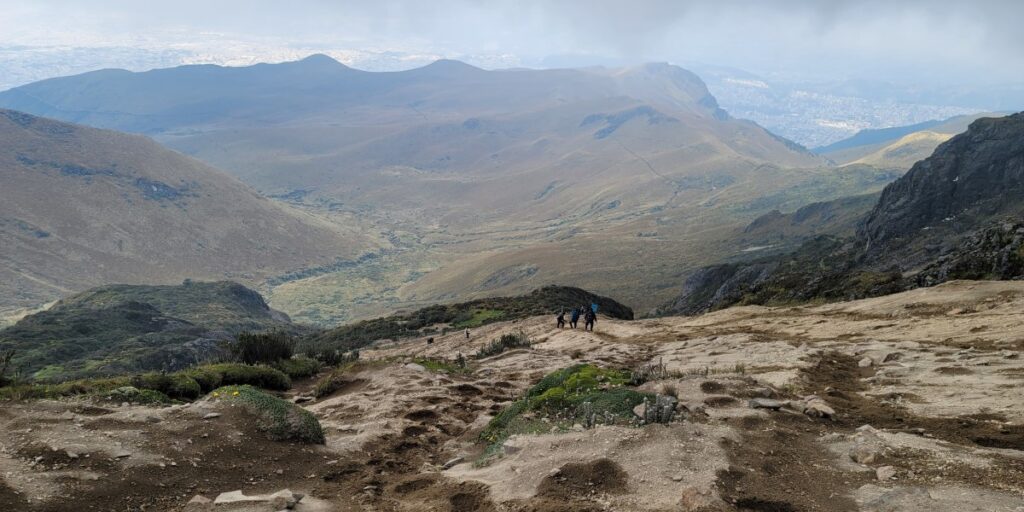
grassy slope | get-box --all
[0,281,298,379]
[305,285,633,353]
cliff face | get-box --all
[861,113,1024,269]
[660,113,1024,316]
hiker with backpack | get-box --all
[570,307,580,329]
[584,308,597,331]
[557,310,566,328]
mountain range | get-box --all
[0,56,905,323]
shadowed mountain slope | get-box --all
[662,113,1024,315]
[0,109,374,316]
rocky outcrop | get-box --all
[661,113,1024,316]
[861,113,1024,269]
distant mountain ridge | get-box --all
[817,113,1004,168]
[662,113,1024,315]
[814,119,945,153]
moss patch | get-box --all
[210,385,324,444]
[479,364,650,460]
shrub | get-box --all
[274,357,321,379]
[313,363,355,398]
[231,332,294,365]
[413,357,471,375]
[211,385,324,444]
[200,363,291,391]
[181,367,224,393]
[132,373,202,400]
[0,349,15,387]
[304,346,358,367]
[475,331,532,359]
[106,386,172,405]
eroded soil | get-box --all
[3,280,1024,511]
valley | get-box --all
[0,56,916,324]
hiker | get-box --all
[584,308,596,331]
[557,310,566,328]
[570,307,580,329]
[465,328,470,339]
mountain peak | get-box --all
[299,53,342,65]
[413,59,486,77]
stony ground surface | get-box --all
[2,280,1024,511]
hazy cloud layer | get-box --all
[1,0,1022,84]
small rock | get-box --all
[292,396,314,404]
[442,457,464,470]
[202,413,221,420]
[850,444,880,465]
[876,466,897,481]
[571,423,585,432]
[632,403,646,419]
[858,357,873,368]
[404,363,426,372]
[680,486,721,511]
[671,474,683,482]
[748,398,785,411]
[275,469,284,475]
[113,451,131,459]
[65,451,79,459]
[799,396,836,419]
[187,494,212,506]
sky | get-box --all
[1,0,1023,86]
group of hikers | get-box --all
[556,303,598,331]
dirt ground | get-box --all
[2,280,1024,511]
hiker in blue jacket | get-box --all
[570,307,581,329]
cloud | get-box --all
[0,0,1021,84]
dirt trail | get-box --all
[3,280,1024,510]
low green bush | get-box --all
[181,366,224,393]
[274,357,321,380]
[211,385,324,444]
[106,386,172,405]
[475,331,532,359]
[199,363,291,391]
[132,373,202,400]
[231,331,295,365]
[413,357,470,374]
[0,363,292,402]
[479,364,649,450]
[313,362,357,398]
